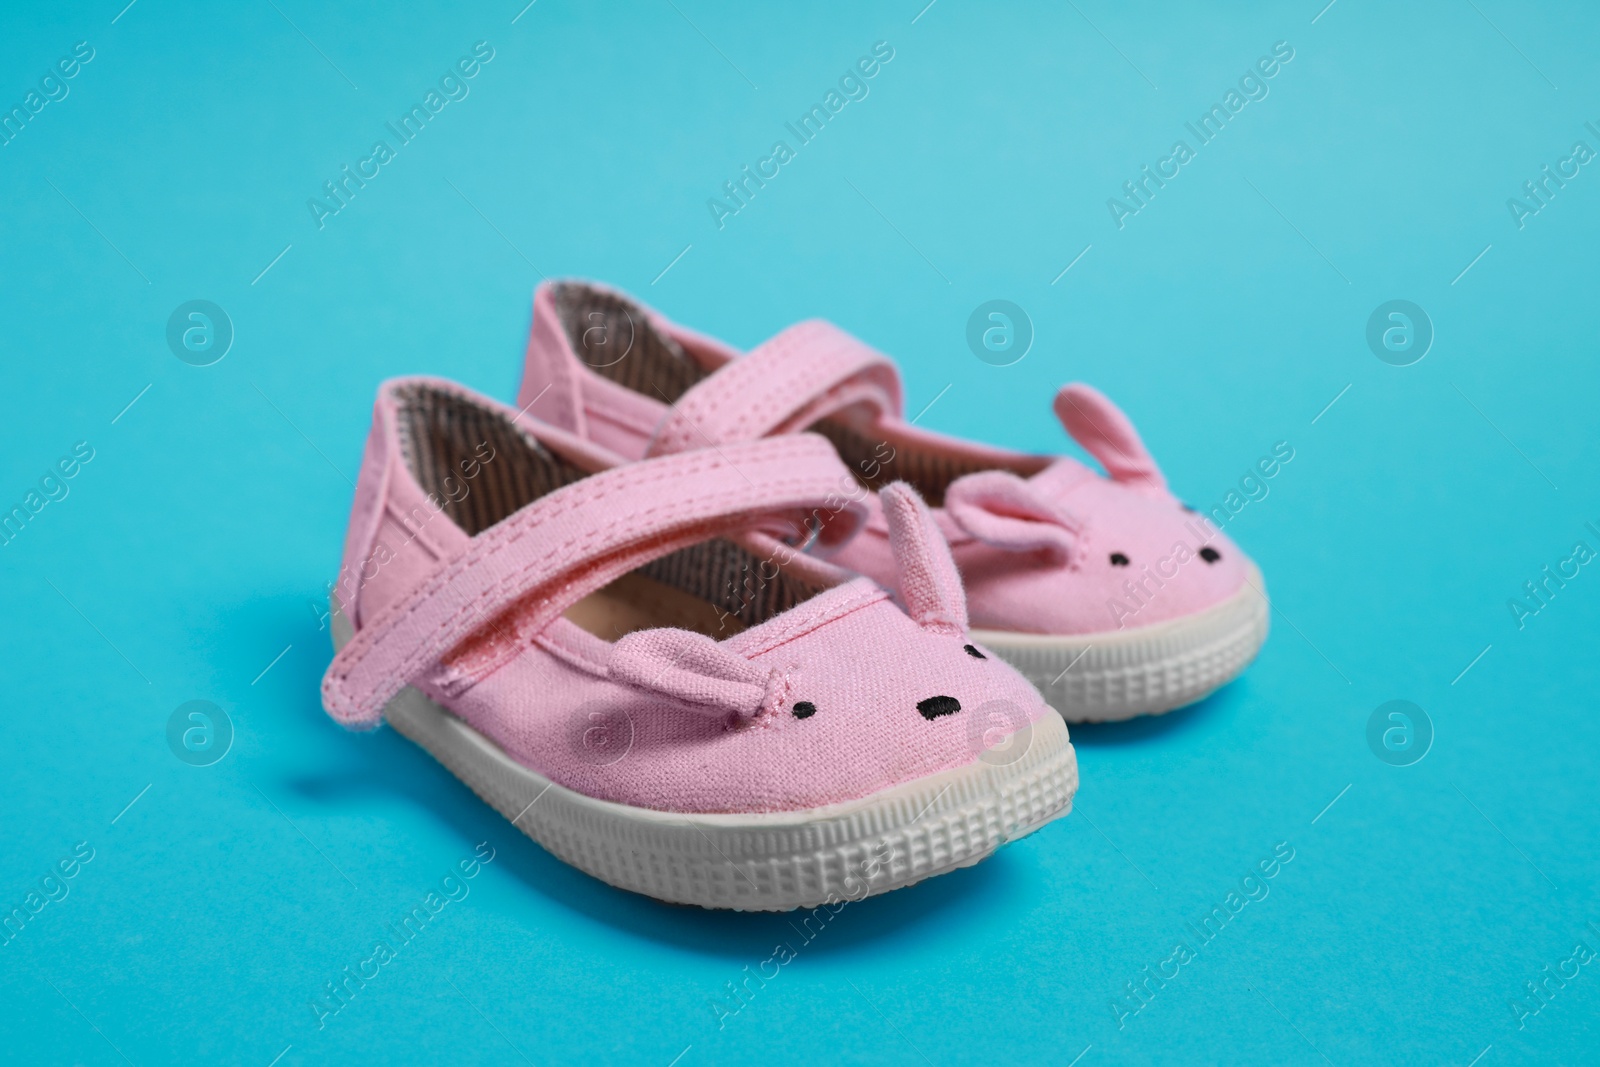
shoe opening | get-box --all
[548,282,1016,506]
[390,380,829,639]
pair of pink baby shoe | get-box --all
[321,281,1267,911]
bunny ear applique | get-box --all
[944,469,1084,568]
[1053,383,1167,494]
[939,385,1160,569]
[880,482,967,637]
[609,628,786,723]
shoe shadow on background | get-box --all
[289,726,1021,960]
[1064,683,1239,747]
[243,590,1034,959]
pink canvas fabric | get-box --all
[516,281,1252,637]
[323,377,1055,814]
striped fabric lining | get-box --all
[810,419,995,507]
[549,282,1002,507]
[551,282,711,404]
[637,539,816,631]
[393,382,585,536]
[391,382,822,629]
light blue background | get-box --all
[2,1,1596,1064]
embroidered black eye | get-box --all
[1199,546,1221,563]
[1109,552,1130,566]
[917,695,961,721]
[963,644,986,659]
[792,701,817,719]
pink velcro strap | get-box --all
[1053,383,1167,493]
[321,435,866,728]
[646,320,902,457]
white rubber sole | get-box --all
[331,608,1078,911]
[971,566,1270,723]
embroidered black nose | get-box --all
[963,644,986,659]
[1109,552,1130,566]
[917,695,961,721]
[1199,546,1221,563]
[792,701,817,719]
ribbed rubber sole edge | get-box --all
[971,566,1270,723]
[332,604,1078,911]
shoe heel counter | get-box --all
[518,283,588,435]
[335,382,475,632]
[332,402,396,631]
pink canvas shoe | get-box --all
[321,377,1077,910]
[516,281,1269,722]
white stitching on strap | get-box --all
[322,434,867,727]
[646,321,902,456]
